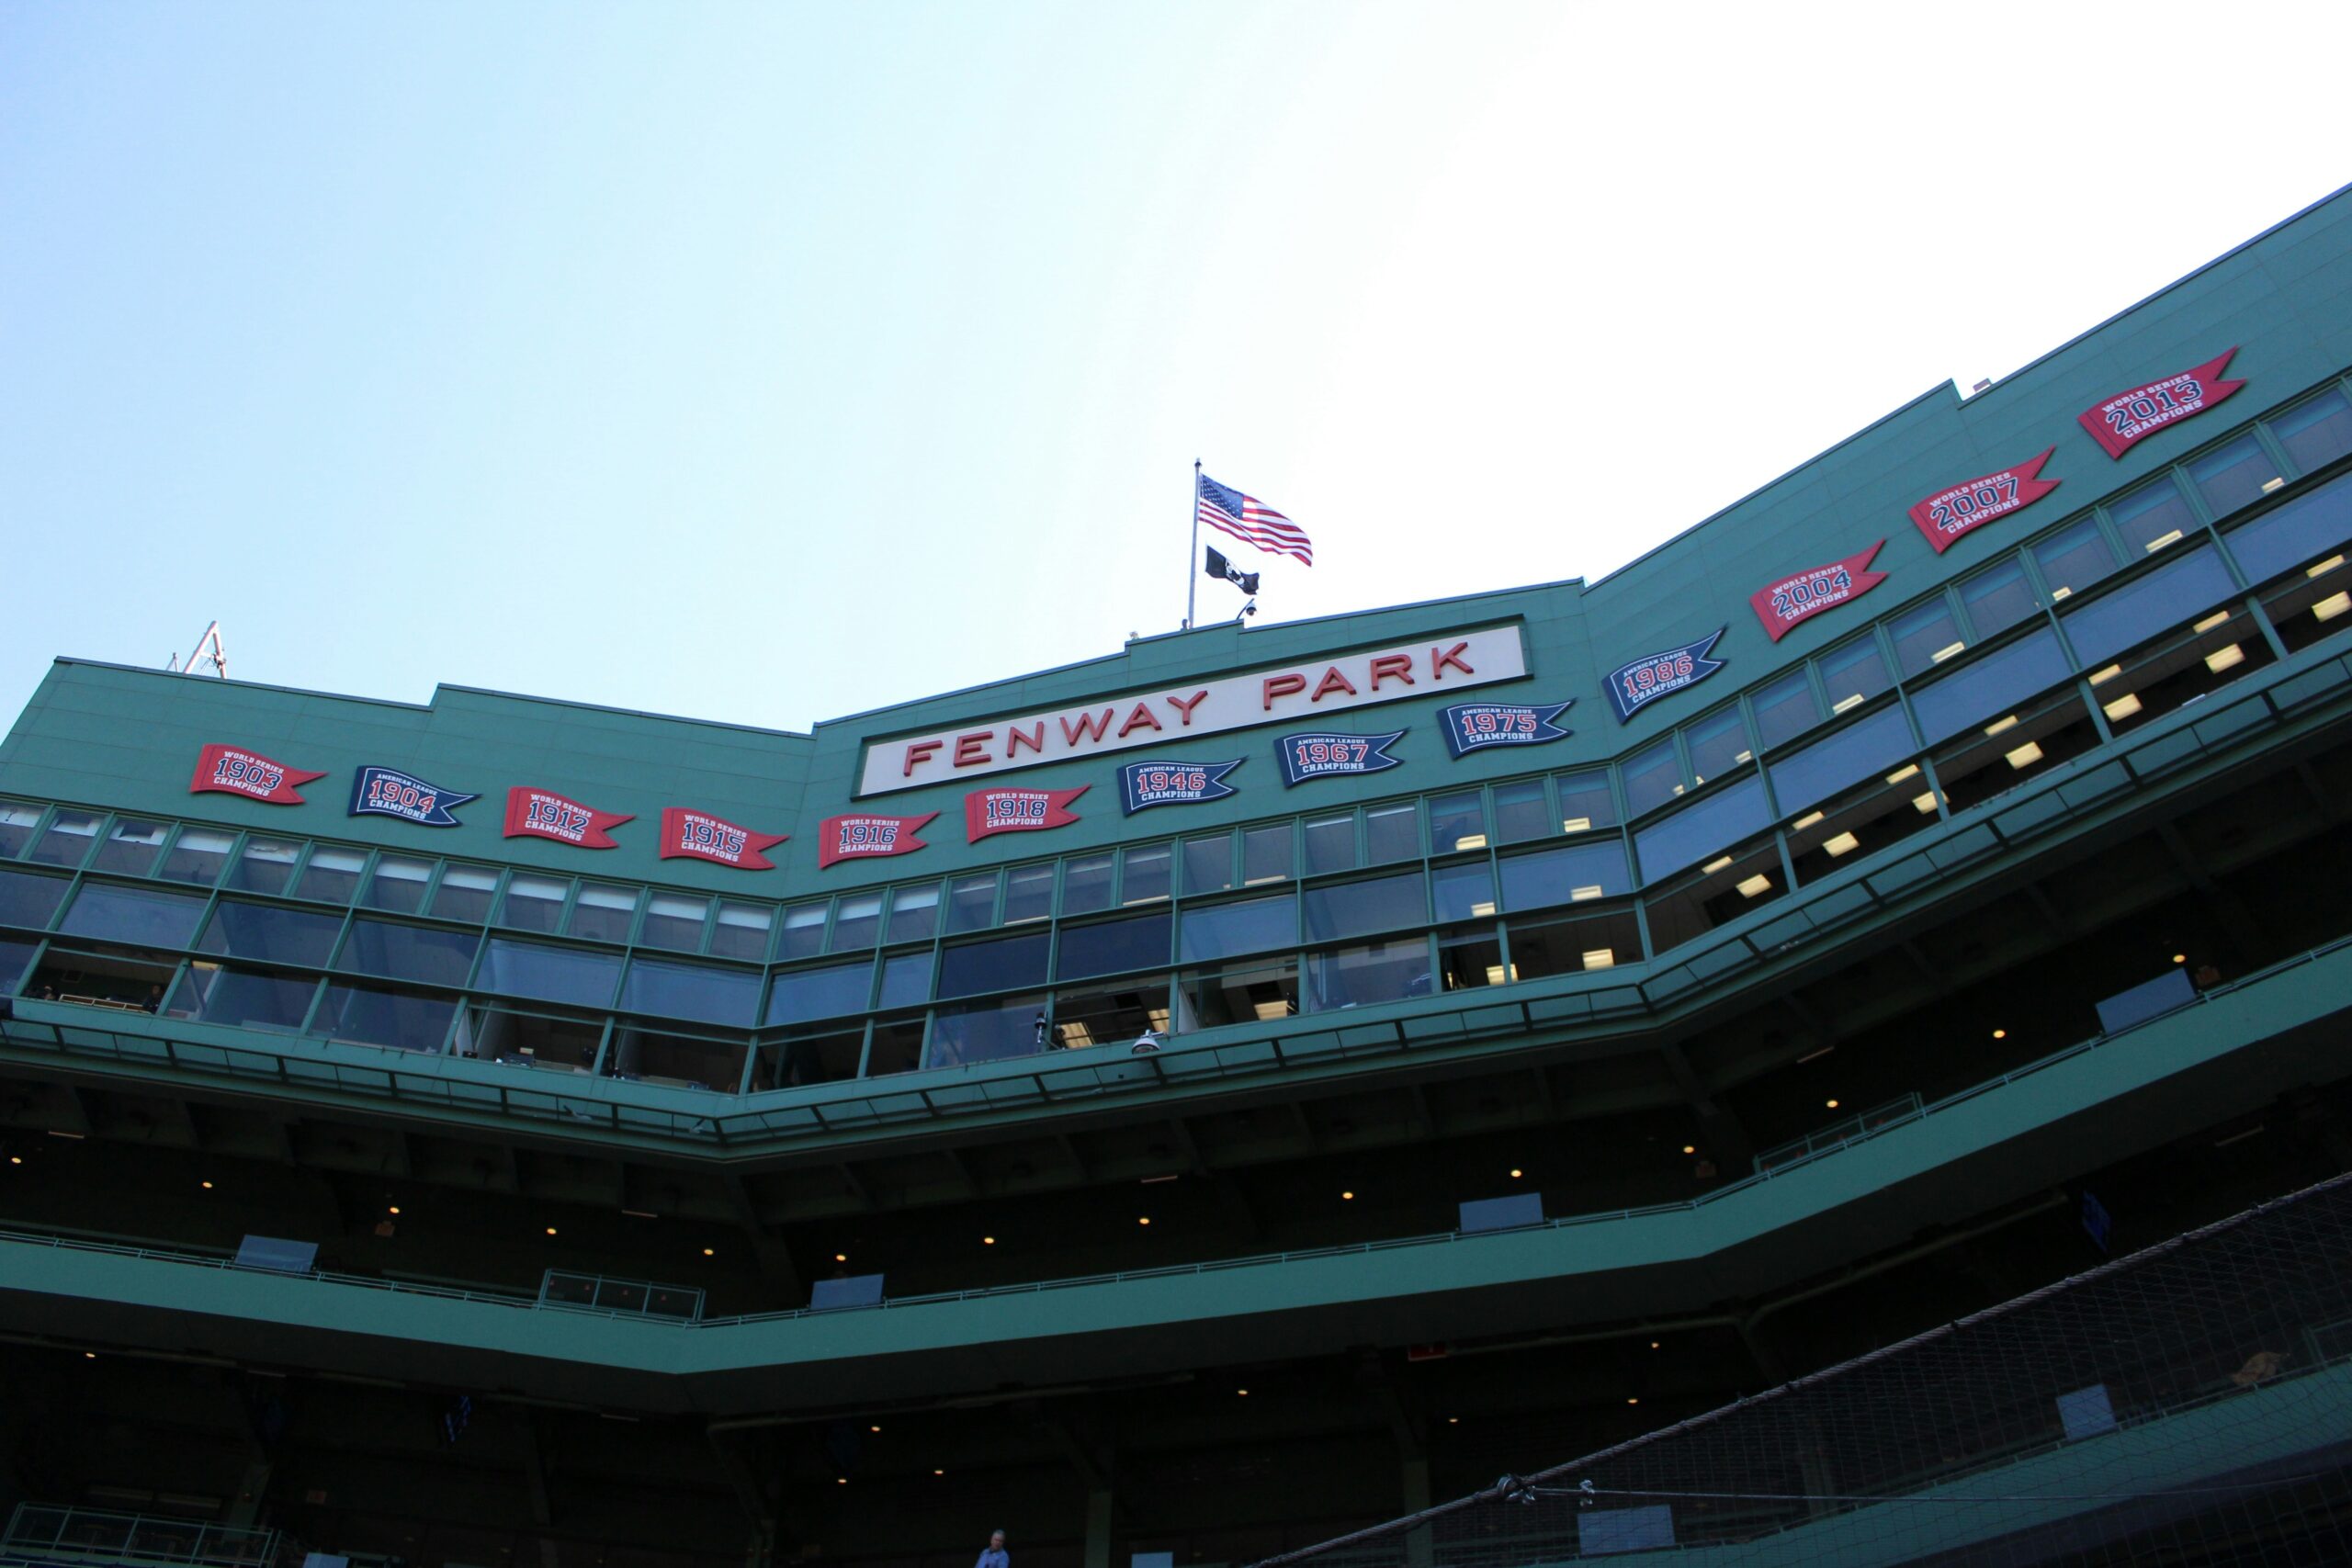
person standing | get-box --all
[975,1529,1010,1568]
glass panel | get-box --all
[1303,813,1355,874]
[2272,389,2352,474]
[568,883,639,943]
[1051,978,1169,1050]
[1686,706,1751,784]
[1180,956,1299,1028]
[1498,839,1634,911]
[156,828,235,886]
[1959,557,2038,640]
[429,864,498,922]
[710,901,771,962]
[885,883,941,944]
[1182,834,1234,896]
[476,938,622,1009]
[1431,860,1498,922]
[2093,602,2273,736]
[311,983,456,1053]
[1122,843,1172,903]
[336,919,481,987]
[641,894,710,953]
[58,882,207,948]
[928,992,1050,1068]
[1437,927,1505,991]
[1305,937,1432,1011]
[1242,824,1294,884]
[757,1024,864,1090]
[90,818,168,876]
[1621,739,1684,817]
[2034,516,2120,603]
[294,847,366,903]
[0,866,71,931]
[1555,770,1617,833]
[26,944,177,1010]
[1909,627,2073,745]
[2188,434,2280,519]
[169,964,316,1032]
[877,951,932,1009]
[830,893,882,951]
[196,899,344,967]
[619,956,761,1028]
[1507,907,1642,978]
[1491,781,1550,845]
[2224,469,2352,585]
[1429,792,1486,853]
[1931,691,2098,815]
[2060,546,2235,668]
[28,810,100,868]
[866,1016,926,1077]
[1788,765,1940,886]
[1750,669,1821,750]
[2109,475,2198,555]
[0,935,38,996]
[936,930,1051,998]
[1179,893,1297,963]
[1767,705,1917,818]
[1365,803,1419,864]
[1003,863,1056,923]
[1644,833,1783,952]
[765,961,872,1025]
[0,802,40,859]
[2259,543,2352,657]
[1633,773,1772,884]
[1062,853,1114,914]
[362,854,435,913]
[1818,636,1894,714]
[499,874,569,933]
[457,1005,603,1071]
[1057,909,1171,980]
[779,900,830,957]
[944,874,998,933]
[1888,597,1965,677]
[1302,869,1427,942]
[225,837,301,895]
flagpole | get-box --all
[1185,458,1201,630]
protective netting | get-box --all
[1253,1172,2352,1568]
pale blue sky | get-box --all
[6,3,2350,736]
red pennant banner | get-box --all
[818,811,937,869]
[189,743,326,806]
[1907,447,2061,554]
[1749,541,1889,643]
[660,807,786,871]
[2078,348,2245,459]
[965,784,1089,843]
[503,786,633,850]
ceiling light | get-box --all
[2193,610,2233,633]
[982,1235,996,1245]
[2319,592,2352,622]
[1140,1173,1180,1184]
[1581,948,1616,970]
[1993,1029,2007,1039]
[1798,1044,1837,1063]
[2309,554,2344,578]
[1735,750,1753,764]
[1470,901,1497,918]
[1340,1190,1354,1201]
[1571,885,1604,902]
[2004,741,2045,770]
[1627,1397,1640,1405]
[702,1247,716,1257]
[1650,1341,1661,1349]
[1984,714,2019,737]
[623,1208,658,1219]
[837,1478,847,1486]
[1510,1168,1524,1179]
[201,1180,214,1190]
[1485,964,1508,986]
[1251,998,1291,1021]
[1736,874,1772,898]
[1931,641,1967,664]
[84,1352,96,1359]
[2260,476,2286,493]
[933,1469,944,1476]
[1455,834,1487,852]
[6,1156,18,1166]
[1884,764,1919,785]
[2103,693,2143,721]
[1562,816,1591,833]
[2146,529,2185,552]
[1913,791,1939,814]
[835,1253,848,1263]
[1826,1099,1840,1110]
[1832,693,1865,714]
[2173,953,2187,964]
[2205,643,2245,673]
[1823,831,1860,857]
[2051,585,2074,601]
[1137,1216,1151,1225]
[1790,812,1825,831]
[1681,1145,1695,1155]
[1702,854,1735,874]
[1237,1388,1249,1396]
[870,1425,882,1433]
[2089,663,2123,685]
[1447,1416,1459,1425]
[545,1227,558,1236]
[46,1130,83,1140]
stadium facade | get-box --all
[6,187,2352,1568]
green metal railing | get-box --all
[0,1506,287,1568]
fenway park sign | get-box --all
[859,625,1528,796]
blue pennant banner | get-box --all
[1119,758,1243,815]
[1275,730,1406,787]
[1603,628,1727,724]
[349,765,477,828]
[1440,700,1574,759]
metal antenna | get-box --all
[168,622,229,679]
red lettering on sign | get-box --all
[1368,654,1414,690]
[1311,666,1358,702]
[1005,722,1046,757]
[953,731,995,768]
[1116,702,1164,738]
[1262,672,1307,710]
[1164,689,1208,726]
[902,739,944,777]
[1060,708,1116,746]
[1430,642,1475,679]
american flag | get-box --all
[1197,472,1312,567]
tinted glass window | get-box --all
[1909,628,2073,744]
[1302,870,1427,942]
[1767,705,1916,818]
[944,874,998,933]
[90,818,169,876]
[1242,824,1294,884]
[1556,770,1617,832]
[0,867,70,932]
[1960,558,2038,640]
[430,865,498,922]
[929,992,1050,1068]
[1122,843,1172,903]
[1431,860,1498,922]
[1057,910,1172,979]
[175,964,316,1032]
[641,895,709,953]
[779,900,830,956]
[619,957,761,1027]
[1305,939,1431,1011]
[830,894,882,951]
[158,829,239,885]
[2188,434,2280,519]
[0,935,39,995]
[0,803,40,859]
[2035,517,2120,602]
[363,854,435,913]
[336,919,481,987]
[1429,792,1485,853]
[499,875,568,932]
[1182,835,1234,896]
[1818,636,1893,713]
[1003,863,1056,922]
[295,848,367,903]
[936,931,1051,998]
[1303,814,1355,874]
[1751,669,1820,750]
[227,838,301,895]
[59,882,207,948]
[2109,477,2198,555]
[1498,840,1632,910]
[1686,706,1750,784]
[765,961,871,1024]
[1634,773,1771,883]
[1493,780,1550,845]
[710,902,771,962]
[877,952,932,1009]
[1180,893,1297,962]
[2061,547,2236,668]
[311,983,457,1053]
[197,899,344,967]
[1621,739,1683,817]
[1364,804,1419,864]
[28,811,100,868]
[569,884,639,943]
[1889,598,1964,677]
[2273,389,2352,475]
[1062,853,1114,914]
[2225,469,2352,584]
[885,883,940,943]
[476,938,622,1009]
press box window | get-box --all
[2188,434,2280,519]
[1817,636,1894,714]
[1002,863,1055,923]
[0,803,41,859]
[1062,854,1114,914]
[225,838,302,895]
[1242,823,1294,883]
[363,855,435,913]
[640,895,711,953]
[58,881,208,949]
[1492,780,1551,845]
[1555,770,1617,833]
[498,875,570,933]
[1621,738,1683,817]
[944,874,999,933]
[27,810,100,868]
[1958,557,2038,641]
[1122,843,1172,904]
[1750,669,1822,750]
[1182,834,1235,896]
[430,865,499,923]
[830,894,883,951]
[1429,792,1486,853]
[1888,598,1964,678]
[2109,476,2198,555]
[0,867,70,932]
[1364,803,1420,864]
[779,900,830,958]
[1303,813,1356,874]
[1686,705,1751,784]
[2270,388,2352,474]
[885,883,941,943]
[295,848,367,904]
[91,818,169,876]
[2033,517,2120,603]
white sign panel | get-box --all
[859,625,1529,796]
